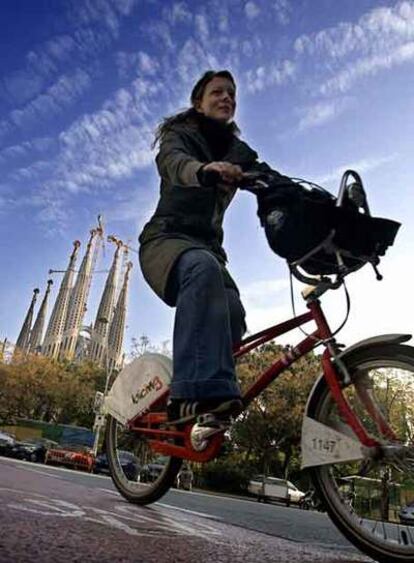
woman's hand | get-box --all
[202,161,244,185]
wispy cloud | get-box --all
[298,98,351,131]
[103,185,156,224]
[165,2,193,24]
[66,0,138,37]
[184,40,219,81]
[245,60,295,93]
[0,28,109,108]
[116,51,160,79]
[41,77,158,192]
[321,41,414,95]
[294,1,414,95]
[195,13,210,43]
[10,159,53,182]
[144,21,176,51]
[273,0,291,25]
[313,154,398,186]
[8,69,92,130]
[245,2,260,19]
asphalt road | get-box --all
[0,456,372,563]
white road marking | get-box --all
[12,465,66,479]
[0,457,255,507]
[98,487,118,495]
[157,502,222,520]
[1,487,223,540]
[0,456,94,477]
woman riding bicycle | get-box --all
[138,69,297,422]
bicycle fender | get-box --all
[337,333,412,360]
[305,333,411,420]
[301,333,411,468]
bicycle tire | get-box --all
[105,414,182,505]
[310,343,414,563]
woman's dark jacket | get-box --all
[139,114,277,306]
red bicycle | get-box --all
[103,171,413,563]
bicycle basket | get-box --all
[257,182,400,275]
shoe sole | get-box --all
[167,399,243,426]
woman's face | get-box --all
[196,76,236,123]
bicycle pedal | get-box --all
[197,413,230,429]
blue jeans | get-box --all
[167,249,245,400]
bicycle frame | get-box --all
[127,293,395,462]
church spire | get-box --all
[0,338,7,362]
[42,241,81,359]
[107,261,132,372]
[29,279,53,354]
[14,287,39,357]
[59,221,103,361]
[89,236,123,366]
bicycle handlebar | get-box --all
[207,168,381,290]
[237,171,271,190]
[201,169,271,190]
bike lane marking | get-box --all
[0,486,224,540]
[96,488,221,520]
[157,502,223,520]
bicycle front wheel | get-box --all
[310,343,414,563]
[105,414,182,505]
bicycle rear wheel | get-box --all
[310,343,414,563]
[105,414,182,505]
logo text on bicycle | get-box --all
[131,375,163,404]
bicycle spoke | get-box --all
[312,344,414,561]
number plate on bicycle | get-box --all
[301,416,366,469]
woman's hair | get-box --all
[152,70,239,148]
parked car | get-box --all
[94,450,139,481]
[0,431,16,457]
[45,443,95,472]
[248,475,305,505]
[399,502,414,525]
[9,438,59,463]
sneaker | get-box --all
[167,397,243,424]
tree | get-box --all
[129,335,172,359]
[0,354,106,427]
[231,342,321,479]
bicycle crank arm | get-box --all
[190,419,231,452]
[148,422,226,462]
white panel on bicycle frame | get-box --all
[301,416,366,469]
[103,353,172,425]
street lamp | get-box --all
[92,316,112,457]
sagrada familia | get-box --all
[10,218,132,371]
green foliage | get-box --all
[0,354,106,428]
[198,453,254,494]
[233,341,321,480]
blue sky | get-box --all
[1,0,413,355]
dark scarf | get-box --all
[194,111,235,160]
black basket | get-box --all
[257,182,400,276]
